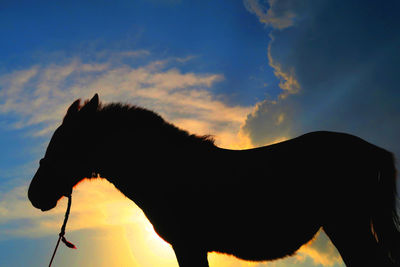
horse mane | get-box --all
[89,101,216,147]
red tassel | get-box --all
[61,236,77,249]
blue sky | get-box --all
[1,0,399,266]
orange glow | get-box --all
[73,177,89,189]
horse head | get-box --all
[28,94,99,211]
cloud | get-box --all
[296,230,342,267]
[243,0,300,30]
[243,0,400,153]
[267,40,300,98]
[242,99,292,145]
[0,51,252,149]
[117,50,151,58]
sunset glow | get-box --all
[1,1,399,267]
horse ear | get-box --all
[80,94,99,114]
[63,99,81,123]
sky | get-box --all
[0,0,399,266]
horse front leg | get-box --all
[172,244,209,267]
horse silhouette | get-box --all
[28,94,400,266]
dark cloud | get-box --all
[243,0,400,158]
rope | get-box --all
[48,195,76,267]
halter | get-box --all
[48,194,76,267]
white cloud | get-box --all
[0,52,252,148]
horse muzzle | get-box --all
[28,190,57,211]
[28,170,58,211]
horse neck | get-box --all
[87,113,220,208]
[92,141,219,210]
[87,124,173,207]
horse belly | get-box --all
[207,211,320,261]
[200,180,321,260]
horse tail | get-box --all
[371,148,400,263]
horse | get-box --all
[28,94,400,267]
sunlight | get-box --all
[208,252,262,267]
[86,226,140,267]
[142,221,174,259]
[124,221,178,267]
[67,179,178,266]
